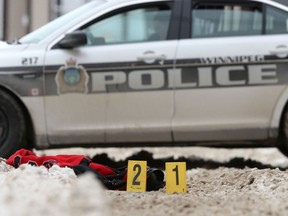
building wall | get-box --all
[30,0,50,31]
[3,0,92,41]
[0,0,4,40]
[5,0,29,41]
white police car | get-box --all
[1,0,288,158]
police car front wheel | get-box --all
[0,90,26,158]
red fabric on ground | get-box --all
[89,163,115,176]
[6,149,115,176]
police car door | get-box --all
[173,0,286,142]
[44,1,179,144]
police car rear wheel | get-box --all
[277,105,288,157]
[0,90,26,158]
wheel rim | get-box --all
[0,108,8,146]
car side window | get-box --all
[191,2,263,38]
[81,3,172,46]
[266,5,288,34]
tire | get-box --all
[277,103,288,157]
[0,90,26,158]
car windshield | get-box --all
[19,0,105,44]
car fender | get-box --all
[269,86,288,138]
[0,81,49,149]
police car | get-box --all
[1,0,288,158]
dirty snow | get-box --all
[0,161,110,216]
[1,147,288,216]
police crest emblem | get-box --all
[55,58,89,94]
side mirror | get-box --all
[58,31,87,49]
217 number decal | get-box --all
[22,57,38,65]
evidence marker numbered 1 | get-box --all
[127,160,147,192]
[165,162,187,193]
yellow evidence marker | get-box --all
[126,160,147,192]
[165,162,187,193]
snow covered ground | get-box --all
[1,147,288,216]
[0,161,110,216]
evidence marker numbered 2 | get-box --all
[127,160,147,192]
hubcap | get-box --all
[0,108,8,145]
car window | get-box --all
[191,2,263,38]
[81,3,172,46]
[266,5,288,34]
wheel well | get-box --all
[278,101,288,134]
[0,86,35,149]
[273,99,288,157]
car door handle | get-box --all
[270,47,288,55]
[137,51,166,64]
